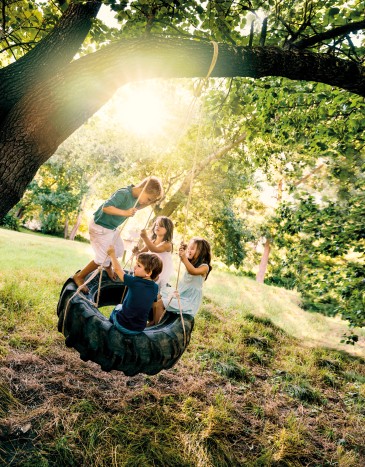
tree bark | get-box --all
[69,197,87,241]
[0,1,102,118]
[255,165,327,283]
[256,238,271,284]
[64,217,69,240]
[255,179,283,283]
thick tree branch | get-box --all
[25,38,363,145]
[293,19,365,50]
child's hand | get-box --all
[126,207,138,217]
[180,242,187,250]
[178,245,187,259]
[107,245,115,256]
[167,290,180,301]
[132,246,139,255]
[140,229,148,239]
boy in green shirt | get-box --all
[73,176,163,292]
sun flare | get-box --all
[112,83,171,138]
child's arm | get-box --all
[179,245,209,277]
[140,229,172,253]
[107,245,125,281]
[103,206,138,217]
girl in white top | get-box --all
[133,216,174,289]
[152,237,212,325]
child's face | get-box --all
[134,260,150,278]
[187,241,199,260]
[154,220,166,237]
[138,192,157,207]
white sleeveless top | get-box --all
[156,250,174,289]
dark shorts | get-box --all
[109,308,142,335]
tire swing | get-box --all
[57,270,194,376]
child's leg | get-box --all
[152,299,166,325]
[73,260,98,292]
[105,264,116,280]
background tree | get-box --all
[19,157,89,237]
[268,189,365,332]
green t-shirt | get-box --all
[93,185,137,230]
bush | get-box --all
[0,213,20,231]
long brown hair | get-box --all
[189,237,212,280]
[151,216,174,243]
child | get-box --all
[133,216,174,289]
[152,237,212,325]
[107,245,163,334]
[73,176,163,292]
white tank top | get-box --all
[156,251,174,288]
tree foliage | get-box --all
[211,205,252,268]
[20,157,89,236]
[269,193,365,330]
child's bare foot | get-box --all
[73,273,89,293]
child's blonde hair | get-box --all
[136,176,164,201]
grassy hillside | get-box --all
[0,228,364,466]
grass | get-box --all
[0,227,365,466]
[204,271,365,357]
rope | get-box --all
[122,202,155,269]
[175,41,218,289]
[161,41,219,199]
[62,266,102,334]
[173,41,219,344]
[193,40,219,98]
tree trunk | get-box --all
[255,165,326,283]
[69,212,82,241]
[64,217,69,240]
[0,2,102,119]
[256,238,271,284]
[255,179,283,283]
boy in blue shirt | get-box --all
[107,245,163,334]
[73,176,163,292]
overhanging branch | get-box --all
[293,19,365,50]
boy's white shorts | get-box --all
[89,219,124,266]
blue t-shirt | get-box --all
[115,274,158,332]
[93,185,137,230]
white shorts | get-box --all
[89,219,124,266]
